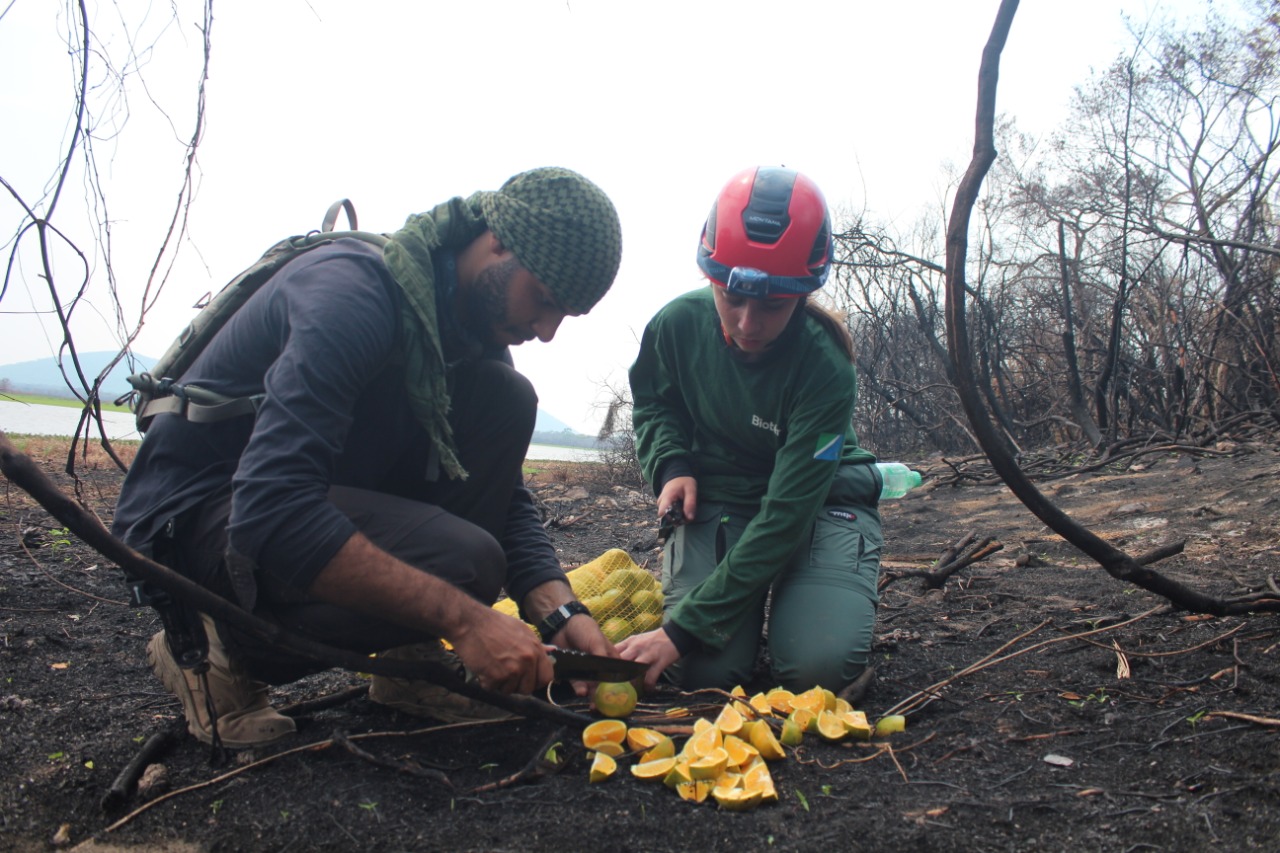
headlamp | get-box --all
[721,265,821,298]
[697,248,827,298]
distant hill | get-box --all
[0,351,587,437]
[0,351,155,399]
[534,409,575,434]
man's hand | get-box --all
[311,533,555,694]
[549,609,615,697]
[616,628,681,691]
[522,579,615,696]
[519,578,619,691]
[448,608,554,694]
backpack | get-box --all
[124,200,389,433]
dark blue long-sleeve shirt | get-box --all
[113,238,562,605]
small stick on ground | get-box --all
[1205,710,1280,727]
[333,729,452,787]
[883,606,1164,719]
[546,508,593,530]
[879,533,1004,592]
[467,728,568,794]
[100,724,183,812]
[935,533,976,572]
[1136,541,1185,565]
[837,664,876,707]
[280,684,370,717]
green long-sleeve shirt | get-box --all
[628,287,875,650]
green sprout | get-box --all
[46,528,72,551]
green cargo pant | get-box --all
[661,462,883,693]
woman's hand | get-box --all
[616,628,681,691]
[657,476,698,526]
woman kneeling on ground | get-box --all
[617,166,884,694]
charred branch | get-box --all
[0,431,595,729]
[941,0,1280,617]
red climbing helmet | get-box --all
[696,166,833,298]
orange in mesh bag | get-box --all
[492,549,663,643]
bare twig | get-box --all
[1136,541,1186,566]
[280,685,370,717]
[878,534,1004,592]
[1067,622,1245,659]
[792,732,936,771]
[885,743,909,783]
[1204,710,1280,727]
[17,536,128,607]
[883,607,1165,719]
[466,728,569,794]
[332,729,452,787]
[98,718,510,835]
[837,664,877,706]
[100,724,182,812]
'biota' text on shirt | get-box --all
[751,414,781,436]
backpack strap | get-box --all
[125,201,390,433]
[321,198,358,232]
[128,374,265,428]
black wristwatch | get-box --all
[536,601,592,642]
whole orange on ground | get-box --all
[594,680,638,718]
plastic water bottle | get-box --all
[876,462,922,499]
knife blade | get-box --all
[658,504,686,543]
[547,649,647,682]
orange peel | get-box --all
[749,722,786,761]
[630,756,677,781]
[688,746,729,781]
[582,719,627,750]
[589,751,616,783]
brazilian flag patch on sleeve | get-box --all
[813,433,844,461]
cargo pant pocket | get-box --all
[767,503,882,691]
[661,503,763,690]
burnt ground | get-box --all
[2,438,1279,852]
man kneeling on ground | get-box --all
[113,167,623,748]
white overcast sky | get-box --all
[1,0,1203,434]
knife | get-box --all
[658,504,686,543]
[547,649,648,683]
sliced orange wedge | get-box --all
[589,751,616,783]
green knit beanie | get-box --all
[475,167,622,314]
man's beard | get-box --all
[458,257,518,347]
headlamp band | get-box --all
[697,251,827,298]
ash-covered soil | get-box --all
[2,441,1278,852]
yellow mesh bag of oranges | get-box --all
[493,548,663,642]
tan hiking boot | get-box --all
[368,642,516,724]
[147,616,296,748]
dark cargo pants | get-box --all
[165,359,536,684]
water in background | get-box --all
[0,400,140,440]
[0,401,601,462]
